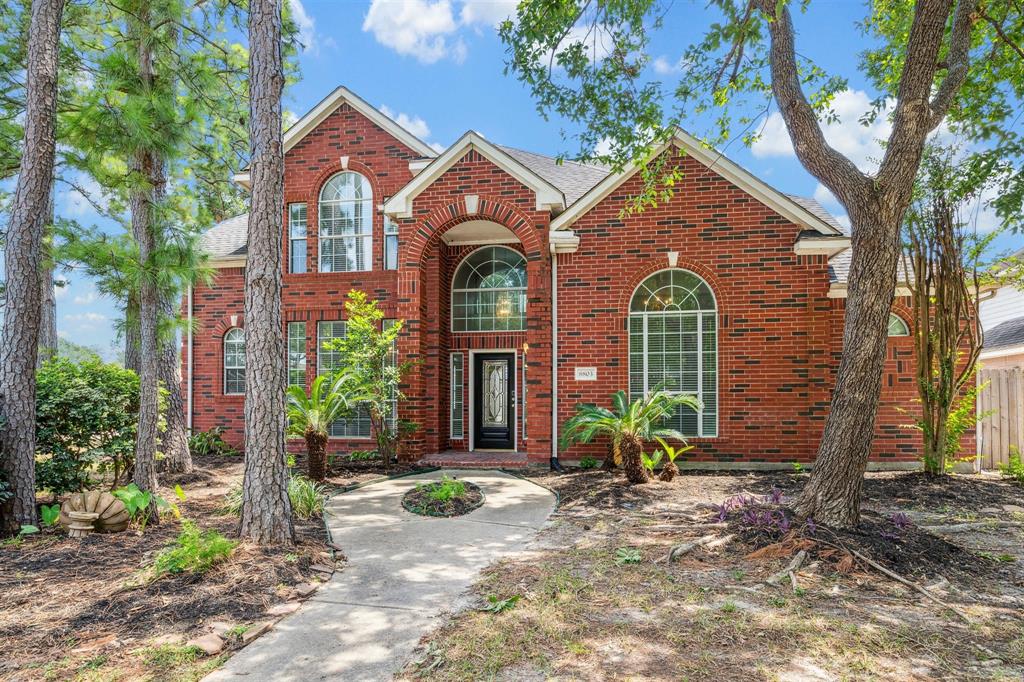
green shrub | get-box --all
[578,456,599,470]
[153,521,237,575]
[35,358,139,494]
[1000,448,1024,485]
[221,476,326,520]
[420,475,466,503]
[347,449,378,462]
[188,426,238,457]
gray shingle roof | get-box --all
[200,213,248,259]
[828,249,851,284]
[497,145,611,206]
[786,195,849,234]
[985,316,1024,350]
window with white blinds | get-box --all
[318,172,372,272]
[317,320,372,438]
[287,322,306,387]
[450,352,464,439]
[628,269,717,437]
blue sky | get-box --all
[33,0,1024,356]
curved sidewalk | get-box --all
[206,469,556,681]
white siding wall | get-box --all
[980,285,1024,332]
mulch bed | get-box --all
[402,480,484,517]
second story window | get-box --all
[288,203,307,274]
[319,172,372,273]
[384,216,398,270]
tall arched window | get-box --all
[319,171,372,272]
[451,246,527,332]
[629,269,717,437]
[223,328,245,395]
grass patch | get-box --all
[153,521,237,576]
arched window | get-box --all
[451,246,527,332]
[223,328,245,395]
[319,171,372,272]
[888,313,910,337]
[629,269,717,437]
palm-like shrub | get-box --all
[286,373,363,481]
[560,389,701,484]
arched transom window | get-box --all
[629,269,717,437]
[223,328,245,395]
[887,313,910,337]
[319,171,372,272]
[451,246,527,332]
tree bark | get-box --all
[0,0,65,536]
[621,435,649,484]
[306,430,327,482]
[38,190,58,368]
[129,3,162,522]
[240,0,293,544]
[158,291,192,473]
[124,292,140,374]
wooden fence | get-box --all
[978,368,1024,469]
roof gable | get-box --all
[550,128,843,236]
[383,132,566,218]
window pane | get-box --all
[451,247,527,332]
[450,353,464,439]
[317,320,370,437]
[384,234,398,270]
[290,238,307,274]
[287,322,306,387]
[224,328,245,394]
[318,173,372,272]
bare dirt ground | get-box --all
[0,455,332,682]
[403,469,1024,681]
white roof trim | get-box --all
[549,229,580,253]
[794,235,850,256]
[383,131,566,218]
[550,128,842,236]
[283,86,438,158]
[828,283,912,298]
[980,343,1024,360]
[210,256,247,268]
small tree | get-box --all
[560,389,700,484]
[902,148,990,475]
[327,290,412,470]
[286,373,363,482]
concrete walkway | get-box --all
[206,469,556,681]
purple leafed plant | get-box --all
[764,487,784,505]
[803,517,817,536]
[889,512,912,530]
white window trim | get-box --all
[888,313,910,337]
[287,321,306,387]
[288,203,308,274]
[318,172,373,273]
[628,268,719,439]
[450,245,528,333]
[223,328,245,395]
[450,352,464,440]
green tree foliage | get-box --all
[35,358,140,495]
[326,291,413,469]
[286,373,364,482]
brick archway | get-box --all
[405,196,545,265]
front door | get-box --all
[473,353,515,450]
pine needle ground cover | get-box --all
[402,470,1024,681]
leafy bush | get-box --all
[153,521,237,575]
[615,547,642,565]
[419,475,466,503]
[578,456,599,470]
[640,450,662,477]
[113,483,180,531]
[187,427,238,457]
[1000,448,1024,485]
[221,475,326,520]
[35,358,139,495]
[40,504,61,527]
[348,449,378,462]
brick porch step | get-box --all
[417,450,530,469]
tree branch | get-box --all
[928,0,980,127]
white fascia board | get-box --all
[383,131,566,218]
[210,256,247,268]
[548,230,579,253]
[828,283,912,298]
[980,343,1024,361]
[551,128,843,237]
[794,236,851,256]
[232,173,251,189]
[283,86,438,158]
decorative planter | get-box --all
[67,511,100,537]
[60,491,130,533]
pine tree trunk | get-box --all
[129,4,162,523]
[124,292,141,373]
[306,430,327,482]
[158,291,192,473]
[621,435,649,485]
[0,0,65,536]
[38,191,58,368]
[794,203,902,527]
[240,0,293,545]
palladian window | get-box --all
[319,172,372,272]
[451,246,527,332]
[629,269,718,437]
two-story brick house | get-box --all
[184,86,933,468]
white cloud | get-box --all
[459,0,517,27]
[835,215,852,231]
[652,55,689,76]
[363,0,462,64]
[594,136,614,156]
[73,286,98,305]
[288,0,327,55]
[967,183,1004,234]
[813,183,841,210]
[65,312,108,323]
[379,104,432,140]
[752,89,892,173]
[430,142,446,154]
[53,277,70,301]
[61,175,109,217]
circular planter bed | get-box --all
[402,477,484,517]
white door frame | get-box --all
[467,348,518,452]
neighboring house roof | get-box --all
[497,145,611,207]
[200,213,248,259]
[384,131,567,217]
[984,316,1024,351]
[828,249,851,284]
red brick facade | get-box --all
[184,94,964,468]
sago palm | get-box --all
[286,373,364,482]
[560,388,701,484]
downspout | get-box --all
[186,284,194,432]
[550,243,564,472]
